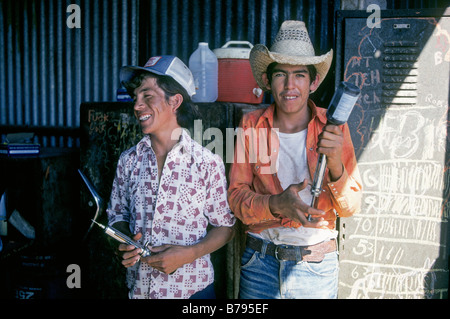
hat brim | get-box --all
[120,66,167,89]
[249,44,333,92]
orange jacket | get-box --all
[227,100,363,233]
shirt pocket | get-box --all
[251,160,278,194]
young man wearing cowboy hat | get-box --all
[228,21,362,299]
[106,55,235,299]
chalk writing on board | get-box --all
[346,257,439,298]
[338,15,449,299]
[81,103,142,199]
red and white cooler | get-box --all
[213,41,264,104]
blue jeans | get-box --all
[239,240,339,299]
[189,283,216,299]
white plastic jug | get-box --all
[189,42,218,102]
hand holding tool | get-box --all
[91,219,151,257]
[308,82,360,221]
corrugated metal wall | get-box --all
[388,0,446,9]
[0,0,340,147]
[0,0,139,147]
[1,0,446,148]
[140,0,340,107]
[140,0,339,65]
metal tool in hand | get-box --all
[308,82,360,221]
[78,169,151,256]
[78,169,103,240]
[91,219,151,257]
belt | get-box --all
[246,236,337,263]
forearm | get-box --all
[190,226,235,261]
[144,226,235,274]
[228,186,274,225]
[327,160,344,182]
[330,123,362,216]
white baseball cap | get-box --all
[120,55,196,97]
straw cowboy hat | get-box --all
[249,20,333,92]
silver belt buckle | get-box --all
[274,245,281,261]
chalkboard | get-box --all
[336,10,449,299]
[80,103,142,202]
[78,102,140,297]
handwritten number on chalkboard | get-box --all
[353,239,374,258]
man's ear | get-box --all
[169,93,183,112]
[309,74,320,93]
[261,73,271,91]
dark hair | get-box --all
[124,71,202,128]
[266,62,317,86]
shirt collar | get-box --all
[172,128,193,158]
[256,103,275,128]
[257,99,327,128]
[136,134,152,156]
[308,99,327,125]
[136,128,193,157]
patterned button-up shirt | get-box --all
[107,129,235,299]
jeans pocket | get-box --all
[240,247,259,269]
[304,251,339,277]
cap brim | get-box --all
[249,44,333,92]
[120,64,196,97]
[120,66,166,88]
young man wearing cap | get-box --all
[106,55,235,299]
[228,21,362,299]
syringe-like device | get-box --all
[92,219,151,257]
[308,82,360,221]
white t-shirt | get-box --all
[250,129,337,246]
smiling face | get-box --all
[132,75,180,135]
[263,64,319,117]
